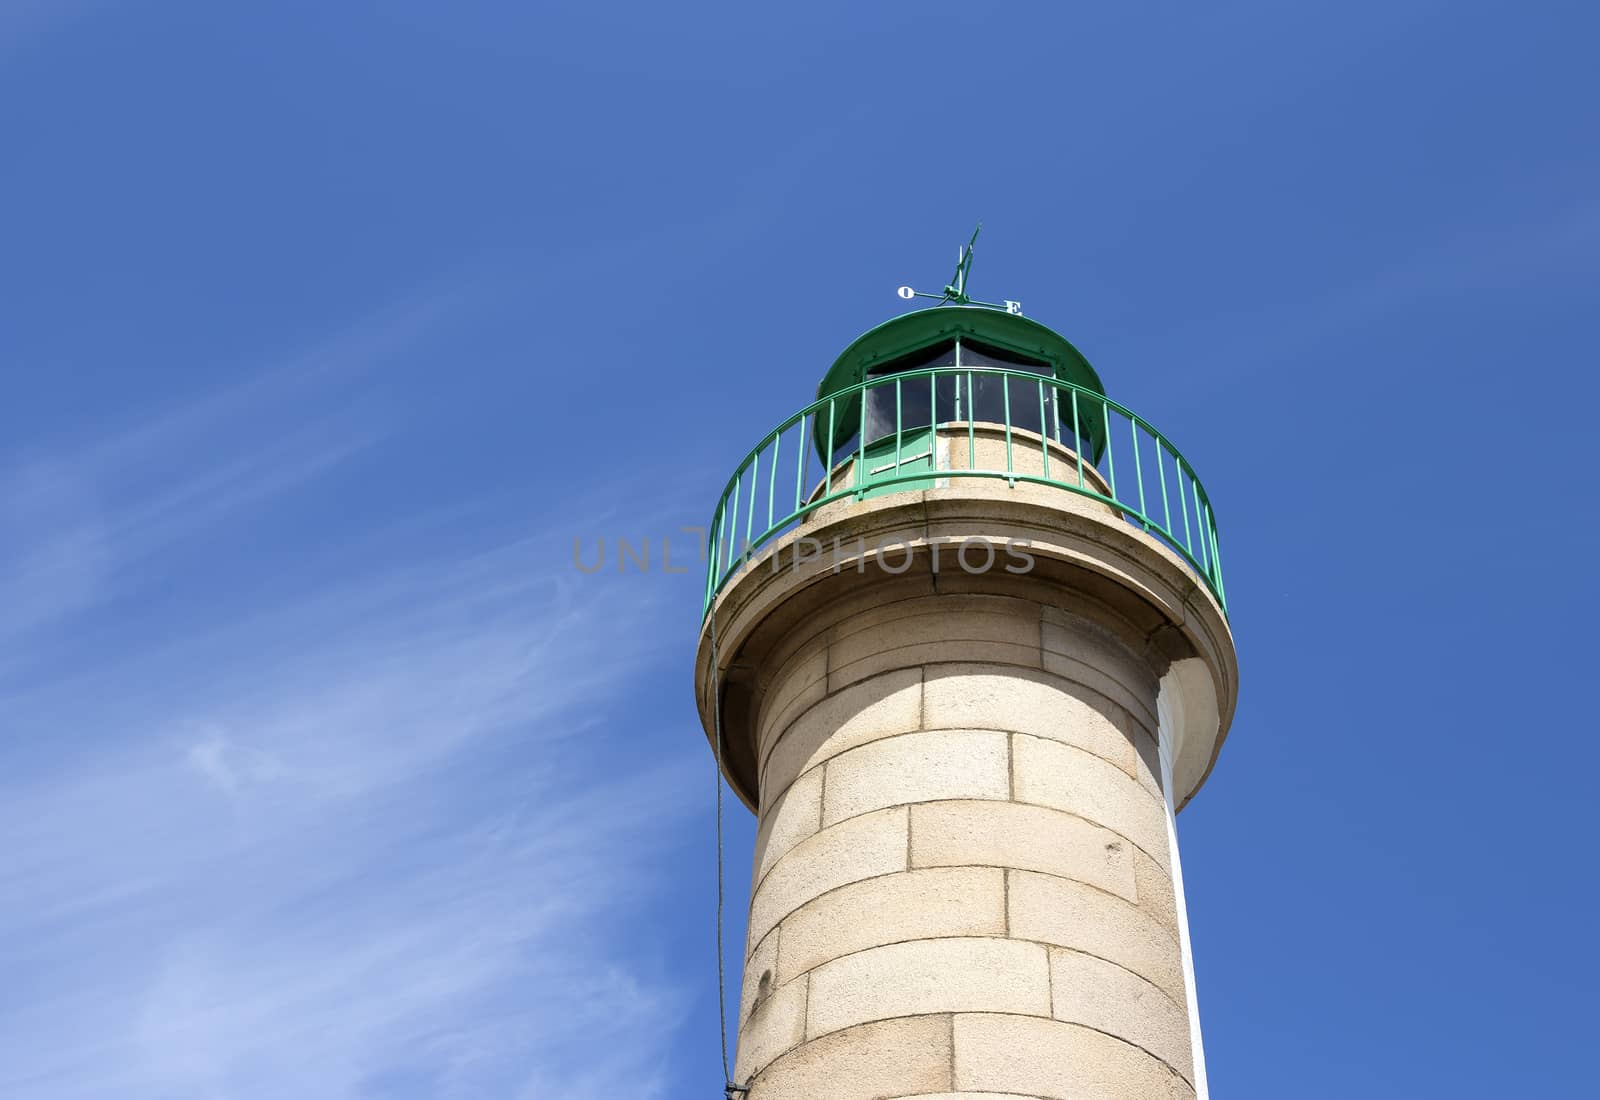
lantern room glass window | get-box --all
[956,339,1054,436]
[861,341,955,445]
[858,337,1061,448]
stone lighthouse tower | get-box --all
[694,238,1237,1100]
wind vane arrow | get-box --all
[897,221,1022,315]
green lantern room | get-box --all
[703,235,1227,619]
[811,307,1110,501]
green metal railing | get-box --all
[702,366,1226,617]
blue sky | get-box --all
[2,2,1596,1097]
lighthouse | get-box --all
[695,233,1237,1100]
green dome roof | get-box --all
[812,306,1108,461]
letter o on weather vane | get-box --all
[897,286,915,299]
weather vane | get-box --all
[897,222,1022,315]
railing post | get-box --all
[854,380,867,499]
[1156,439,1172,538]
[894,376,903,473]
[1003,372,1015,485]
[967,371,976,470]
[1175,453,1193,556]
[1037,378,1050,480]
[745,453,759,550]
[1103,400,1118,500]
[767,433,781,530]
[825,399,837,498]
[709,506,725,605]
[1071,387,1084,488]
[702,508,718,613]
[793,413,807,515]
[725,477,740,576]
[1206,505,1227,609]
[1131,418,1149,531]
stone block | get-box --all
[884,1095,1042,1100]
[747,806,908,950]
[1007,870,1185,1005]
[1040,648,1160,745]
[761,669,922,803]
[1134,847,1180,940]
[776,867,1006,983]
[758,643,828,760]
[1050,947,1192,1083]
[740,921,780,1026]
[735,972,808,1083]
[748,1015,953,1100]
[953,1013,1192,1099]
[827,602,1042,691]
[922,663,1134,772]
[1041,610,1159,705]
[831,639,1041,694]
[822,729,1010,827]
[753,767,824,887]
[910,799,1135,902]
[806,937,1050,1039]
[1011,733,1170,868]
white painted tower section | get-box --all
[1159,661,1221,1100]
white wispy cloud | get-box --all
[0,307,420,666]
[0,300,702,1099]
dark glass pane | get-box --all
[954,340,1057,438]
[869,341,958,375]
[862,341,956,443]
[956,339,1049,372]
[845,340,1079,454]
[963,371,1056,436]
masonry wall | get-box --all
[732,592,1196,1100]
